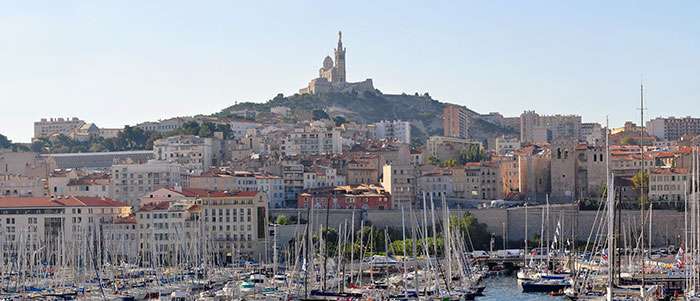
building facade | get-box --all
[444,105,469,139]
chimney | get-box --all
[174,185,183,193]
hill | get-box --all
[215,91,518,142]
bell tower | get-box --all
[334,31,346,83]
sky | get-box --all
[1,1,699,143]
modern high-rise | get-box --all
[520,111,540,143]
[444,105,469,139]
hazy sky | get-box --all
[2,1,699,143]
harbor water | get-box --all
[478,276,564,300]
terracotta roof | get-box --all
[164,187,209,197]
[0,196,128,208]
[650,168,688,175]
[206,190,261,198]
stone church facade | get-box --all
[299,31,375,95]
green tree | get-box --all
[275,215,288,225]
[272,150,280,161]
[0,134,11,149]
[459,145,482,165]
[427,156,440,165]
[410,137,424,149]
[622,136,636,145]
[333,116,347,126]
[312,109,330,120]
[443,158,457,167]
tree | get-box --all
[443,158,457,167]
[198,125,213,137]
[275,215,289,225]
[312,109,330,120]
[622,136,636,145]
[410,137,424,149]
[0,134,11,149]
[272,150,280,161]
[459,145,482,165]
[632,170,649,207]
[333,116,347,126]
[427,156,440,165]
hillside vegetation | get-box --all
[216,91,517,141]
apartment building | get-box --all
[111,160,189,208]
[297,184,390,210]
[0,174,44,197]
[381,164,417,208]
[154,135,220,172]
[0,196,129,262]
[647,116,700,141]
[33,117,85,138]
[648,168,688,203]
[418,169,453,200]
[451,163,481,199]
[103,215,138,262]
[374,120,411,143]
[200,191,268,260]
[281,128,342,156]
[444,105,469,139]
[136,117,190,134]
[347,157,379,185]
[303,167,346,189]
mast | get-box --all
[639,81,646,288]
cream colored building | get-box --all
[0,196,130,264]
[154,135,220,173]
[33,117,85,138]
[0,174,44,197]
[649,168,688,203]
[381,164,417,208]
[111,160,189,208]
[281,128,342,156]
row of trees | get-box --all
[284,212,493,259]
[426,145,484,167]
[18,121,235,154]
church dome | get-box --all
[322,55,334,69]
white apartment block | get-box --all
[111,160,189,208]
[189,172,285,208]
[281,129,342,156]
[33,117,85,138]
[227,119,262,138]
[647,116,700,141]
[154,135,218,172]
[136,117,191,133]
[374,120,411,143]
[0,174,44,197]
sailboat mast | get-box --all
[639,82,646,288]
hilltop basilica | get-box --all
[299,31,375,94]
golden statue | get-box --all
[338,30,342,41]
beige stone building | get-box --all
[0,174,44,197]
[381,164,418,208]
[649,168,688,204]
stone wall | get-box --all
[271,206,685,249]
